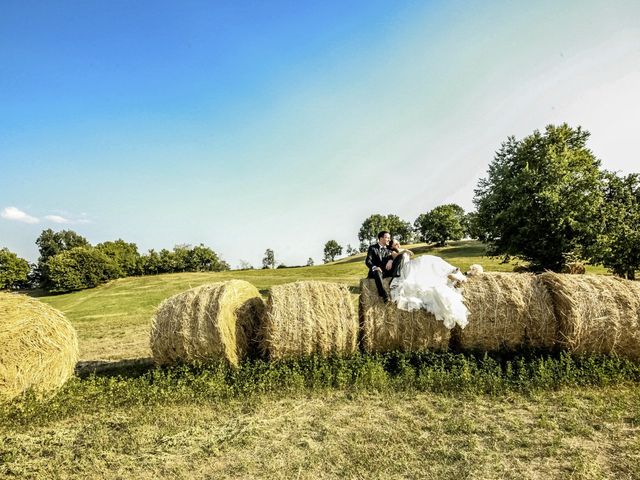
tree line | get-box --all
[0,230,229,292]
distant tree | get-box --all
[142,249,161,275]
[95,239,140,277]
[358,214,413,246]
[158,249,175,273]
[414,204,466,246]
[345,244,358,256]
[276,263,287,269]
[43,246,118,293]
[474,124,604,271]
[35,229,90,286]
[238,260,254,270]
[589,172,640,279]
[262,249,275,269]
[463,211,486,241]
[323,240,343,263]
[0,248,30,290]
[306,257,314,266]
[186,244,227,272]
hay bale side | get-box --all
[150,280,264,367]
[456,272,557,352]
[359,278,450,353]
[260,281,358,360]
[540,272,640,359]
[0,293,78,401]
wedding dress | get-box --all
[389,254,469,329]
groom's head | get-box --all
[377,231,390,246]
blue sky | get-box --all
[1,0,639,267]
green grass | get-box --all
[4,240,635,479]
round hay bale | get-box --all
[260,281,358,360]
[150,280,265,367]
[456,272,557,352]
[0,292,78,401]
[359,278,450,353]
[540,272,640,359]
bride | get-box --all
[388,240,469,329]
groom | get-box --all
[365,231,405,303]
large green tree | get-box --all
[0,248,30,290]
[589,172,640,279]
[474,124,604,271]
[414,204,466,246]
[43,246,118,293]
[358,214,413,250]
[323,240,343,263]
[95,239,141,277]
[35,229,90,286]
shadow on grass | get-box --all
[76,357,155,379]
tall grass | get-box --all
[3,351,639,428]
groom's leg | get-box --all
[385,254,405,278]
[368,270,389,302]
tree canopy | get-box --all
[414,204,466,246]
[473,124,604,271]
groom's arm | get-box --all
[365,246,377,271]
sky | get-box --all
[1,0,639,267]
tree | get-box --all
[414,204,466,246]
[43,246,118,293]
[262,249,275,269]
[0,248,30,290]
[358,214,413,246]
[95,239,140,277]
[35,229,90,285]
[463,211,486,241]
[306,257,314,266]
[473,124,604,271]
[589,172,640,279]
[238,260,253,270]
[187,244,228,272]
[323,240,343,263]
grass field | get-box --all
[2,240,634,480]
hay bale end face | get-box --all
[359,278,450,353]
[150,280,265,367]
[260,281,358,360]
[456,272,557,352]
[0,293,79,401]
[540,272,640,359]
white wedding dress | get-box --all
[389,254,469,330]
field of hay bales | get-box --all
[2,240,637,479]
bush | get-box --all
[0,248,30,290]
[43,247,119,293]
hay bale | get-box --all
[260,281,358,360]
[540,272,640,359]
[0,293,78,401]
[359,278,450,353]
[456,272,557,351]
[150,280,264,367]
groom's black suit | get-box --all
[366,243,404,301]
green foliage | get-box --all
[35,229,91,286]
[474,124,604,271]
[358,214,413,247]
[95,239,141,277]
[414,204,466,246]
[323,240,343,263]
[589,172,640,279]
[43,246,119,293]
[306,257,314,267]
[0,248,30,290]
[262,248,275,269]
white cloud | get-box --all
[1,206,39,224]
[44,214,71,224]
